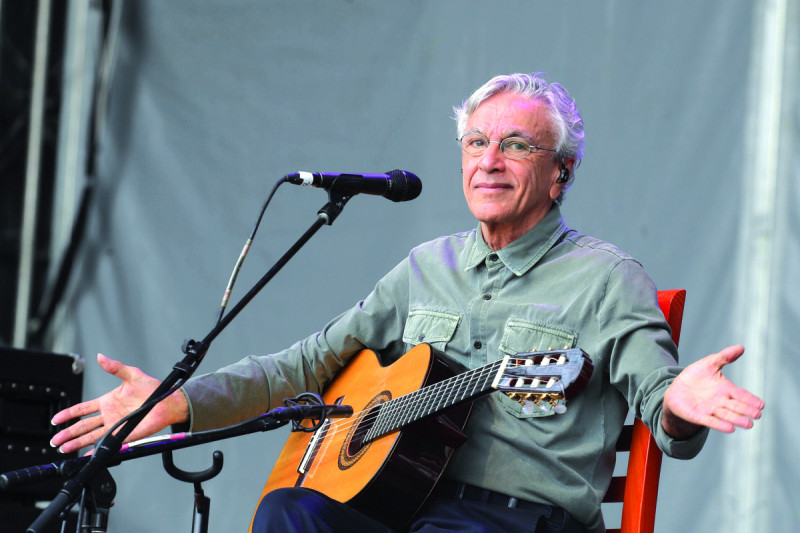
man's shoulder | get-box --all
[560,228,642,266]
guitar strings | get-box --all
[306,363,494,449]
[309,359,505,445]
[299,355,569,480]
[364,359,497,438]
[300,367,488,480]
[299,353,574,481]
[365,361,496,439]
[300,353,568,447]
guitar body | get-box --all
[251,343,593,529]
[254,344,472,528]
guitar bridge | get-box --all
[296,396,344,475]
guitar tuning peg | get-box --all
[545,396,567,414]
[522,400,534,414]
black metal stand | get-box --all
[20,189,355,533]
[162,450,223,533]
[74,467,115,533]
[1,395,351,533]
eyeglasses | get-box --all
[459,132,556,160]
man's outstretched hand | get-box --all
[662,345,764,439]
[50,353,190,454]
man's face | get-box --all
[462,92,565,247]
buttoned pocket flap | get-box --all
[498,319,577,355]
[402,309,460,350]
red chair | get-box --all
[603,289,686,533]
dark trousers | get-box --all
[252,485,587,533]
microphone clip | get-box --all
[278,393,352,433]
[317,188,355,226]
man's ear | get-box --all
[550,157,574,200]
[556,157,575,184]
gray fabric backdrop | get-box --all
[53,1,798,532]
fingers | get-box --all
[711,344,745,368]
[97,352,138,381]
[697,414,735,434]
[55,425,109,455]
[728,385,765,411]
[709,345,766,413]
[56,414,104,440]
[703,345,765,431]
[688,405,741,434]
[724,395,764,426]
[51,353,137,426]
[49,352,133,453]
[699,394,763,434]
[50,414,104,451]
[51,399,99,425]
[709,403,757,432]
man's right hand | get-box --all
[50,353,190,454]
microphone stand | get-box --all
[26,190,355,533]
[5,400,352,533]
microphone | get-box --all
[268,403,354,422]
[285,170,422,202]
[0,463,60,490]
[0,460,89,490]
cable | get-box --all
[214,175,287,325]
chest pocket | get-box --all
[402,309,460,352]
[499,319,577,354]
[496,319,578,419]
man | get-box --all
[51,73,763,532]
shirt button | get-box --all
[483,294,492,300]
[418,334,425,342]
[488,253,499,262]
[473,340,482,349]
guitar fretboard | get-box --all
[364,358,506,442]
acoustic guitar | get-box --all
[254,343,593,528]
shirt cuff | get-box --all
[654,408,710,459]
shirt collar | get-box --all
[465,205,568,276]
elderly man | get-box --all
[52,73,763,533]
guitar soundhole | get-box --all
[338,391,391,470]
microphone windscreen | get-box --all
[385,170,422,202]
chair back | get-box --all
[603,289,686,533]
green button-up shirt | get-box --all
[183,205,708,531]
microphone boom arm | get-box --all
[25,188,355,533]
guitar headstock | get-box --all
[491,348,593,414]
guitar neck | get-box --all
[365,358,505,442]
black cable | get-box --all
[92,176,289,455]
[214,176,286,325]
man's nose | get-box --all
[479,141,506,171]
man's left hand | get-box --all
[661,345,764,439]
